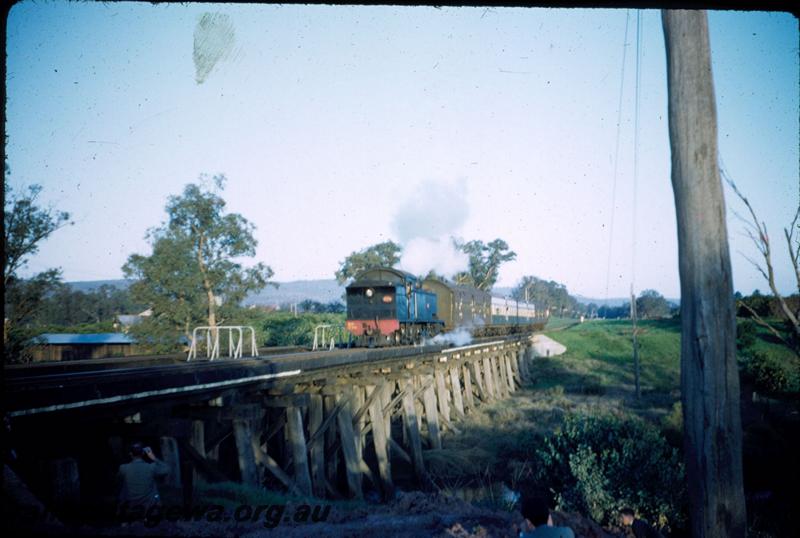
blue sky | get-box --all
[5,2,798,299]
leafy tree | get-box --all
[453,238,516,291]
[597,303,630,319]
[33,283,145,326]
[636,289,671,319]
[297,300,346,314]
[512,275,579,316]
[3,180,71,287]
[4,174,72,362]
[335,240,402,284]
[123,176,274,346]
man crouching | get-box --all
[117,442,169,525]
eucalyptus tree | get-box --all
[123,175,274,345]
[453,238,516,291]
[4,173,72,361]
[335,241,402,284]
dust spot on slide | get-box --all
[193,13,236,84]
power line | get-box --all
[604,10,631,307]
[632,9,643,295]
[631,10,643,401]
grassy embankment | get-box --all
[425,318,683,494]
[426,316,797,490]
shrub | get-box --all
[661,402,683,446]
[260,312,345,347]
[742,350,800,395]
[736,319,758,350]
[532,413,686,531]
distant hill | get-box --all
[573,295,629,307]
[67,279,132,292]
[573,294,680,307]
[243,279,345,306]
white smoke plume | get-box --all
[400,237,467,278]
[426,327,473,347]
[391,179,470,279]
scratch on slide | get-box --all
[193,13,237,84]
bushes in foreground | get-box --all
[259,312,346,347]
[532,413,686,533]
[736,318,800,396]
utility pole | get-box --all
[662,10,746,537]
[630,286,641,400]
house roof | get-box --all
[32,333,137,345]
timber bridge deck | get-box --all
[5,333,540,508]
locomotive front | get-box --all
[345,268,442,346]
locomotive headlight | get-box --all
[366,288,374,298]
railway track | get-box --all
[3,327,543,418]
[3,342,468,417]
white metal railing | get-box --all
[312,324,344,351]
[187,325,259,361]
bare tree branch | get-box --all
[724,170,800,345]
[737,301,790,347]
[785,206,800,295]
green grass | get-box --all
[543,316,580,331]
[542,318,682,396]
[432,318,686,486]
[428,317,798,536]
[749,323,798,362]
[435,318,792,478]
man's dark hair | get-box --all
[620,507,636,518]
[129,442,144,458]
[521,495,550,526]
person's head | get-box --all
[129,442,145,460]
[521,495,552,528]
[620,507,636,526]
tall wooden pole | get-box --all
[630,286,641,400]
[662,10,746,537]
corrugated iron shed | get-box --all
[33,333,137,345]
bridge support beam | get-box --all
[470,360,487,402]
[323,395,339,488]
[449,366,465,419]
[504,354,516,393]
[232,421,259,486]
[308,395,326,498]
[286,406,312,496]
[434,369,451,425]
[494,356,507,399]
[422,375,442,449]
[336,389,363,499]
[367,384,394,498]
[462,364,474,411]
[190,420,206,485]
[482,357,496,401]
[47,457,80,509]
[401,378,426,483]
[159,436,182,488]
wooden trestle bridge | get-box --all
[4,334,539,509]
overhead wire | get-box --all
[603,10,631,309]
[630,10,643,400]
[632,9,642,296]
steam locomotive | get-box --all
[344,267,545,347]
